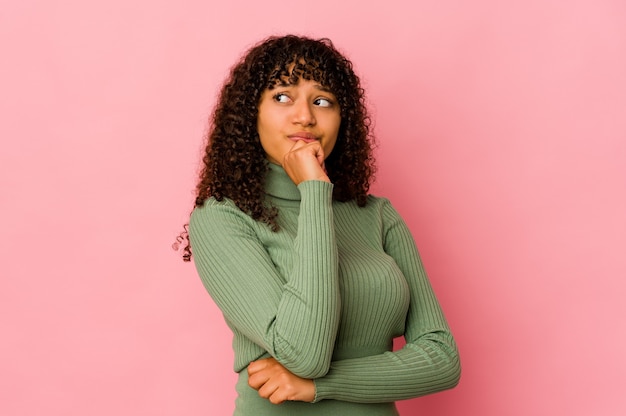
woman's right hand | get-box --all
[282,140,330,185]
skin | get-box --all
[256,78,341,185]
[248,78,342,404]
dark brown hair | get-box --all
[176,35,375,261]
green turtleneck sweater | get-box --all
[189,163,460,415]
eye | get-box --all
[314,97,333,108]
[273,93,291,103]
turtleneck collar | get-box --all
[265,162,301,201]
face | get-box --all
[257,78,341,165]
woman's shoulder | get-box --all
[190,197,254,231]
[191,196,236,216]
[333,194,400,223]
[363,194,406,223]
[365,193,391,205]
[195,196,237,209]
[332,193,395,212]
[359,193,396,213]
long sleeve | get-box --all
[189,180,340,379]
[312,200,461,402]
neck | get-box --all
[265,162,301,201]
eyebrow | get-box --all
[314,84,334,93]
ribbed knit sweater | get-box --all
[189,163,461,415]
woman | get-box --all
[180,35,461,415]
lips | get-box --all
[287,132,318,143]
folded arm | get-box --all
[189,181,340,378]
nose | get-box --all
[292,100,316,126]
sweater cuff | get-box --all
[297,181,334,221]
[311,378,332,402]
[297,179,334,201]
[311,379,319,403]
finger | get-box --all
[248,370,269,390]
[269,390,287,405]
[247,360,264,375]
[283,142,324,169]
[248,361,270,389]
[257,379,280,400]
[287,138,309,153]
[315,145,325,166]
[248,356,278,375]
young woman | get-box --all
[180,35,461,415]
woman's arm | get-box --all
[312,200,460,402]
[248,200,460,403]
[189,180,340,379]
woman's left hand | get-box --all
[247,357,316,404]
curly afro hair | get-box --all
[177,35,375,261]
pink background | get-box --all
[2,0,625,415]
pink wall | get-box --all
[2,1,625,415]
